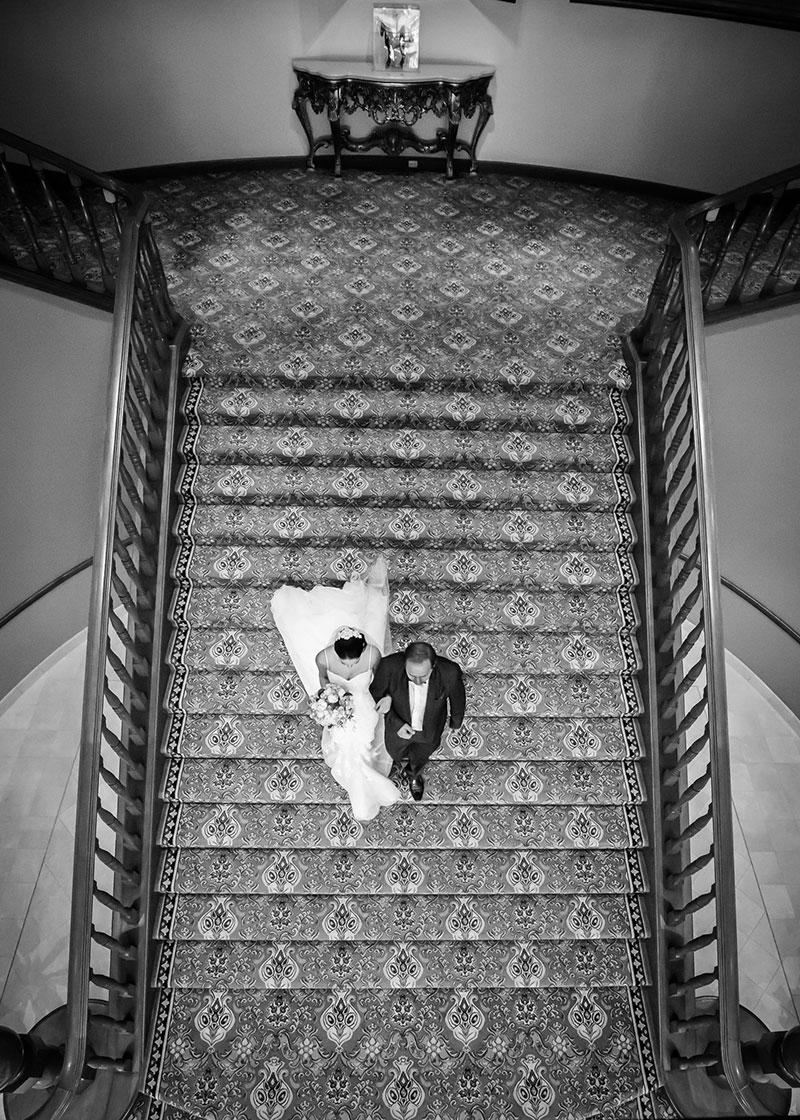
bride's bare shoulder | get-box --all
[315,646,330,666]
[366,644,382,668]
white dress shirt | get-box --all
[408,679,429,731]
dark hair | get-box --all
[334,634,367,661]
[404,641,436,666]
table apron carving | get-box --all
[292,63,494,180]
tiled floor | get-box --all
[1,635,799,1109]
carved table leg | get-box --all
[326,86,343,178]
[291,88,317,172]
[445,90,462,181]
[468,95,493,175]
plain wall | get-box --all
[0,280,111,697]
[2,0,800,193]
[706,304,800,716]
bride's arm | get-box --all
[367,646,391,713]
[315,648,330,689]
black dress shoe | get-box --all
[409,773,424,801]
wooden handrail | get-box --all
[0,558,92,632]
[0,128,136,204]
[721,576,800,649]
[628,161,800,1115]
[28,195,188,1120]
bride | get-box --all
[270,557,401,821]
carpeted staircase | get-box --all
[137,168,678,1119]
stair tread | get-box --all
[185,503,635,550]
[164,712,644,760]
[177,626,639,674]
[154,891,648,942]
[153,936,650,989]
[157,801,647,851]
[155,846,648,895]
[160,757,645,807]
[174,582,640,633]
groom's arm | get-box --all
[447,662,466,729]
[369,657,390,704]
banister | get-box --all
[0,139,188,1117]
[0,128,136,205]
[628,160,800,1115]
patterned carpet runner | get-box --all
[136,167,679,1119]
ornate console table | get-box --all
[291,59,494,180]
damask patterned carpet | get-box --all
[134,165,681,1120]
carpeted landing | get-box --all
[134,167,680,1119]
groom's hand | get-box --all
[397,723,415,740]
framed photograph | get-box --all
[372,5,420,70]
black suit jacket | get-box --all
[370,652,466,752]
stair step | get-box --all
[175,543,636,594]
[185,502,635,550]
[164,712,644,761]
[157,801,647,851]
[169,668,641,719]
[190,425,631,473]
[154,892,648,943]
[160,758,645,807]
[153,937,649,990]
[191,380,630,432]
[145,983,655,1119]
[176,626,639,674]
[155,846,648,896]
[182,462,633,512]
[174,583,640,634]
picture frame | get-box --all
[372,5,420,71]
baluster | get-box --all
[668,928,717,959]
[30,158,83,283]
[116,498,157,560]
[110,570,153,637]
[106,646,148,710]
[121,416,162,486]
[726,188,783,306]
[103,683,147,746]
[92,885,138,923]
[671,1014,719,1035]
[120,459,159,516]
[669,970,718,996]
[656,573,700,630]
[760,201,800,299]
[91,928,138,960]
[664,804,714,854]
[664,763,712,818]
[95,843,140,886]
[666,886,716,924]
[660,656,706,720]
[90,973,137,998]
[100,719,146,779]
[700,200,749,305]
[663,727,710,771]
[113,537,154,600]
[666,846,715,888]
[660,692,708,751]
[108,606,152,674]
[67,171,115,292]
[659,618,704,687]
[0,151,51,273]
[98,760,143,814]
[97,805,143,850]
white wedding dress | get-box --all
[270,558,400,821]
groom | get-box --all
[370,641,466,801]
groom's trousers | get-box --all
[392,734,439,776]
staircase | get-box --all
[137,168,676,1119]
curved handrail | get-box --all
[0,558,92,632]
[0,128,137,204]
[670,219,760,1115]
[32,192,187,1119]
[629,164,800,1115]
[721,576,800,649]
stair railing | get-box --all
[32,198,188,1118]
[0,128,136,307]
[628,163,800,1116]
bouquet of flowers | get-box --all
[309,685,354,728]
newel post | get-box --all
[741,1027,800,1089]
[0,1025,63,1092]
